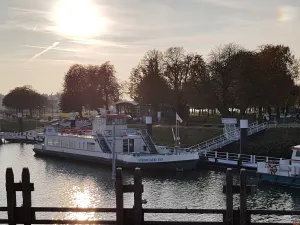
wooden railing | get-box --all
[0,167,299,225]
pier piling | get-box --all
[1,167,300,225]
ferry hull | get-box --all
[33,148,198,172]
[259,174,300,188]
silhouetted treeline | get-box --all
[129,43,300,120]
[59,62,120,116]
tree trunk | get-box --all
[240,108,246,117]
[276,106,280,121]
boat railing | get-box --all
[139,129,158,154]
[203,151,283,164]
[187,122,268,152]
[102,131,113,150]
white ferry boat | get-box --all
[33,113,199,171]
[257,145,300,187]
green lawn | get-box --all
[0,119,45,132]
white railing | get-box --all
[188,122,268,153]
[202,150,283,165]
[102,132,112,150]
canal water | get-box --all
[0,143,300,223]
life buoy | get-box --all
[268,161,278,175]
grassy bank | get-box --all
[128,124,223,147]
[129,124,300,158]
[246,128,300,158]
[0,120,45,132]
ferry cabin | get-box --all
[42,114,152,155]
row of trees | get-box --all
[2,86,48,116]
[129,44,300,119]
[59,62,120,116]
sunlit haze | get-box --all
[0,0,299,94]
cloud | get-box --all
[22,44,87,53]
[28,42,60,62]
[277,6,298,22]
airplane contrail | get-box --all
[28,42,60,62]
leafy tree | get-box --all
[2,86,47,116]
[207,43,243,116]
[129,50,170,114]
[60,62,120,115]
[163,47,192,119]
[185,54,217,112]
[60,64,88,116]
[229,50,260,116]
[257,45,299,117]
[100,62,120,109]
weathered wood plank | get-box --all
[12,183,34,191]
[240,169,247,225]
[143,208,225,214]
[31,220,116,224]
[6,168,16,225]
[134,168,143,225]
[22,168,33,225]
[32,207,116,212]
[116,168,124,225]
[249,209,300,215]
[144,222,224,225]
[225,168,233,225]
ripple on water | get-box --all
[1,143,300,222]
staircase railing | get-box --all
[102,132,112,151]
[140,129,158,154]
[188,122,268,153]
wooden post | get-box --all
[22,168,33,225]
[225,168,233,225]
[6,168,16,225]
[116,168,124,225]
[240,169,247,225]
[134,168,143,225]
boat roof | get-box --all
[98,114,131,119]
[292,145,300,150]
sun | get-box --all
[52,0,106,38]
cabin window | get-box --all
[123,139,128,153]
[129,139,134,152]
[106,118,113,125]
[69,141,75,149]
[61,140,69,148]
[53,140,59,147]
[47,140,53,146]
[87,142,95,151]
[296,151,300,157]
[82,142,85,150]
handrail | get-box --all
[203,150,284,164]
[140,129,158,153]
[188,122,268,152]
[102,132,112,150]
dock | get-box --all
[199,151,284,170]
[0,167,299,225]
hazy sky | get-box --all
[0,0,299,95]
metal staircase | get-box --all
[96,134,111,153]
[189,122,268,153]
[141,130,159,154]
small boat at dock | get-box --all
[257,145,300,188]
[33,112,199,171]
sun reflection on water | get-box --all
[67,186,96,221]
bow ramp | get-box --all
[189,122,268,153]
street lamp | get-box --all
[36,106,39,129]
[51,93,54,120]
